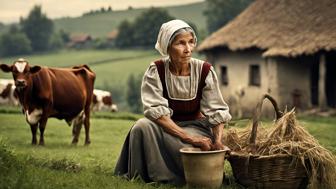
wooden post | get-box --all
[318,53,327,110]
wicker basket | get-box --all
[228,94,309,189]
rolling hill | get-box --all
[54,2,207,38]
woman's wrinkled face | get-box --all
[168,32,195,64]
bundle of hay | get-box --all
[223,109,336,189]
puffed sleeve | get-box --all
[200,67,232,126]
[142,63,173,120]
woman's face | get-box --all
[168,32,195,65]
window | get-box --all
[249,65,261,86]
[220,65,228,86]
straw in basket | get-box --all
[228,94,309,189]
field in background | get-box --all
[0,2,207,38]
[0,112,335,188]
[54,2,207,38]
[0,49,156,87]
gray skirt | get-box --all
[114,117,214,185]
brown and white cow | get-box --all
[0,58,96,145]
[92,89,118,112]
[0,79,19,106]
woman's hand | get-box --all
[211,141,225,150]
[190,136,212,151]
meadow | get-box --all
[0,110,335,189]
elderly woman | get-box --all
[114,19,231,185]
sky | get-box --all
[0,0,204,24]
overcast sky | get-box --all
[0,0,204,24]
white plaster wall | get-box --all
[209,50,279,118]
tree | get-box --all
[0,25,32,56]
[115,20,134,48]
[132,7,174,47]
[59,29,70,43]
[0,22,4,30]
[49,32,64,50]
[20,5,54,52]
[116,7,174,48]
[126,74,143,113]
[204,0,253,33]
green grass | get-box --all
[0,106,143,121]
[0,138,178,189]
[0,113,161,189]
[0,112,240,189]
[297,116,336,153]
[0,113,131,165]
[0,49,156,68]
[0,112,335,188]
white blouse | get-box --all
[141,57,231,125]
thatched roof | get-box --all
[198,0,336,57]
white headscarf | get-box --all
[155,19,197,56]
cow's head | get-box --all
[0,58,41,90]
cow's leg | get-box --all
[38,117,48,146]
[71,111,84,145]
[84,110,91,145]
[71,120,82,145]
[30,124,38,145]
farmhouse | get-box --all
[107,30,119,43]
[198,0,336,117]
[67,34,92,48]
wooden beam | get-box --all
[318,53,327,109]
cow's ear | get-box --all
[30,66,41,74]
[0,64,13,72]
